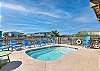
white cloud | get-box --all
[0,15,2,27]
[34,9,72,19]
[13,23,37,27]
[0,2,72,19]
[0,15,2,19]
[35,11,60,18]
[72,7,97,24]
[73,15,95,23]
[0,2,1,7]
[0,2,29,12]
[4,29,24,32]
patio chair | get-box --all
[0,46,10,51]
[34,40,42,47]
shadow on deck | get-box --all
[0,61,22,71]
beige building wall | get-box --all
[91,31,100,35]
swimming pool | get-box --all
[26,46,76,61]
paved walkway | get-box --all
[0,45,100,71]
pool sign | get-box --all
[76,39,82,45]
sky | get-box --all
[0,0,100,35]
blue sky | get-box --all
[0,0,100,34]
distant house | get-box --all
[3,32,19,37]
[32,32,49,37]
[8,32,19,37]
[77,31,100,36]
[3,32,25,45]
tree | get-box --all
[47,30,60,44]
[49,30,60,37]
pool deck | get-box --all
[1,44,100,71]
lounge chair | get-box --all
[33,40,42,48]
[9,40,22,51]
[40,39,48,46]
[0,51,11,62]
[0,44,10,51]
[23,40,32,48]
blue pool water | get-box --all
[26,46,76,61]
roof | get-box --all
[90,0,100,4]
[90,0,100,8]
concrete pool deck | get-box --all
[0,44,100,71]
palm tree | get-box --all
[47,30,60,44]
[49,30,60,37]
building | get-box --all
[90,0,100,22]
[0,31,2,39]
[76,31,100,36]
[32,32,49,37]
[3,32,25,45]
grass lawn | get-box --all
[0,61,8,69]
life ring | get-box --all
[76,39,82,45]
